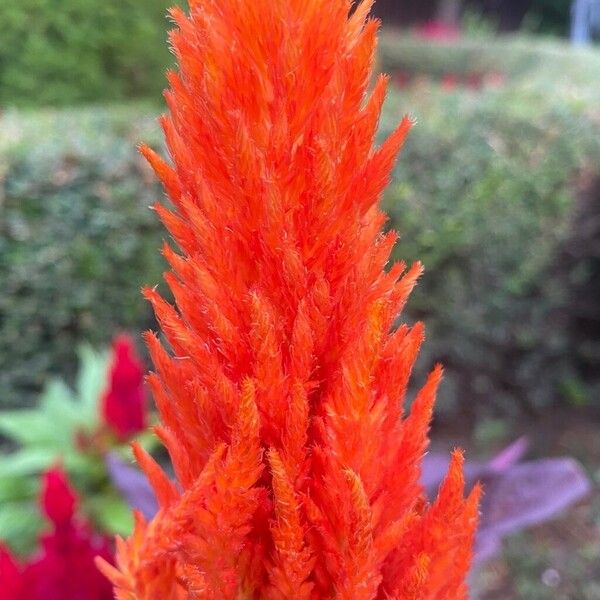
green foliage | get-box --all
[524,0,571,36]
[0,346,106,454]
[378,35,600,414]
[378,34,600,106]
[460,8,499,38]
[2,38,599,419]
[0,345,157,555]
[0,346,111,554]
[0,106,166,408]
[0,0,174,106]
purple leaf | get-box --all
[421,452,454,493]
[105,452,159,520]
[421,441,592,565]
[423,437,530,496]
[487,436,529,472]
[473,531,502,565]
[422,451,489,496]
[479,458,591,537]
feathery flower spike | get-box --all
[98,1,480,597]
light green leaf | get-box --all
[39,377,75,408]
[0,447,100,479]
[0,408,78,450]
[76,344,109,419]
[0,411,59,448]
[131,428,161,454]
[0,501,44,556]
[0,475,38,502]
[40,378,78,415]
[62,452,106,483]
[86,493,134,536]
[0,448,55,477]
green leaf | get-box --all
[63,452,107,484]
[40,378,84,434]
[76,344,109,419]
[0,448,55,477]
[0,446,101,479]
[0,408,74,450]
[131,428,161,454]
[0,500,44,557]
[0,410,41,446]
[39,377,75,408]
[86,493,134,536]
[0,475,37,503]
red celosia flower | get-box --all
[0,467,114,600]
[0,544,24,598]
[441,73,459,90]
[415,20,461,41]
[41,465,77,526]
[98,1,480,598]
[101,334,146,440]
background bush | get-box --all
[378,34,600,416]
[0,0,173,106]
[378,33,600,101]
[1,36,599,417]
[0,107,166,407]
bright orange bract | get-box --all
[97,1,480,598]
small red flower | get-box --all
[0,468,114,600]
[101,334,146,440]
[392,70,412,89]
[0,544,24,598]
[415,20,461,41]
[22,526,113,600]
[41,467,76,527]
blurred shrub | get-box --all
[378,33,600,104]
[1,37,599,417]
[378,35,600,415]
[0,0,173,106]
[525,0,570,36]
[0,107,165,407]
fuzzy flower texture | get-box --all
[98,1,480,598]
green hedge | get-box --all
[378,35,600,415]
[1,37,599,415]
[0,0,173,106]
[0,107,166,407]
[378,33,600,105]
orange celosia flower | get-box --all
[97,1,480,598]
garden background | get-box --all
[0,1,599,598]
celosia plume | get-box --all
[98,1,479,598]
[102,334,146,440]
